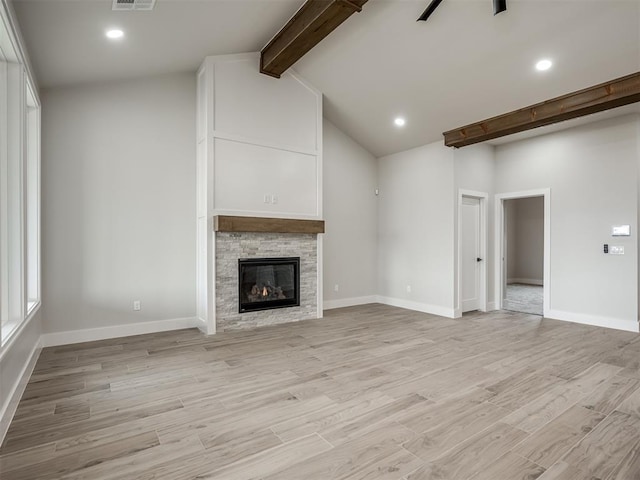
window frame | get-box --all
[0,2,41,349]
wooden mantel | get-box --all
[214,216,325,234]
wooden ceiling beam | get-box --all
[443,71,640,148]
[260,0,368,78]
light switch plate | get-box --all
[612,225,630,236]
[610,246,625,255]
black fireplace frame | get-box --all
[238,257,300,313]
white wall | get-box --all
[638,116,640,322]
[200,54,322,220]
[506,196,544,284]
[495,115,639,330]
[41,73,197,337]
[323,118,377,309]
[506,199,518,281]
[454,144,495,311]
[377,141,455,316]
[0,310,41,442]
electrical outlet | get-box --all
[406,285,411,293]
[133,300,141,311]
[334,284,339,292]
[264,195,270,204]
[271,195,278,204]
[610,245,625,255]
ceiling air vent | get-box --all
[112,0,156,11]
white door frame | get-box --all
[456,189,488,316]
[495,188,551,316]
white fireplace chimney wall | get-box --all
[196,53,323,334]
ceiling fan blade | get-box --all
[417,0,445,21]
[493,0,507,15]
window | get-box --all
[26,83,40,314]
[0,11,41,346]
[0,51,9,336]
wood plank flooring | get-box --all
[2,304,640,479]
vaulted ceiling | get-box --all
[11,0,640,157]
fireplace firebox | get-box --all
[238,257,300,313]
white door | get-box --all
[461,197,481,312]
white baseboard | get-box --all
[0,338,42,444]
[545,309,640,333]
[508,278,543,286]
[40,317,200,347]
[455,301,496,317]
[323,296,377,310]
[195,317,209,335]
[376,296,455,318]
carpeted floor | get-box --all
[503,283,543,316]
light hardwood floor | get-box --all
[2,304,640,479]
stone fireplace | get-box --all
[195,54,324,336]
[213,216,324,332]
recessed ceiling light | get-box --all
[106,29,124,40]
[394,117,406,127]
[535,59,552,71]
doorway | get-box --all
[495,189,550,316]
[458,190,488,314]
[503,197,544,315]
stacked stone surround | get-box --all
[215,232,318,331]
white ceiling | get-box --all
[11,0,640,157]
